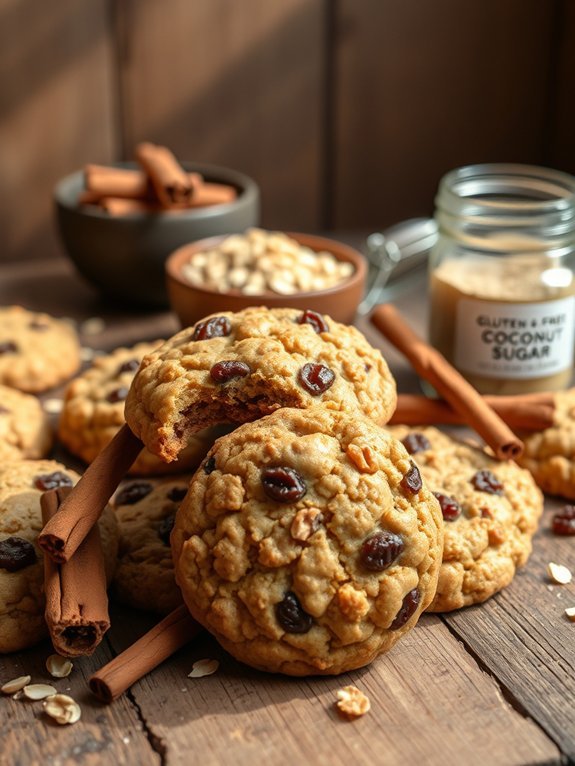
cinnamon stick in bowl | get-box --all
[135,142,197,207]
[41,487,110,657]
[371,304,524,460]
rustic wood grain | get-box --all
[332,0,557,229]
[1,638,158,765]
[106,611,559,766]
[443,518,575,763]
[115,0,326,231]
[0,0,117,262]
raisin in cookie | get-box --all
[0,306,80,393]
[125,307,397,463]
[59,342,224,475]
[389,426,543,612]
[112,477,189,614]
[517,389,575,499]
[0,460,118,653]
[172,407,442,676]
[0,384,53,460]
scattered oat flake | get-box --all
[336,685,371,719]
[1,675,31,695]
[46,654,73,678]
[565,606,575,622]
[43,694,81,725]
[81,317,106,336]
[188,659,219,678]
[43,398,64,415]
[23,684,57,700]
[547,562,572,585]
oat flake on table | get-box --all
[188,659,219,678]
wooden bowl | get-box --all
[165,232,367,327]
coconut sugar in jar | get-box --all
[429,164,575,395]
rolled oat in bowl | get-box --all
[180,228,355,296]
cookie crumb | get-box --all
[547,562,572,585]
[46,654,73,678]
[43,694,81,724]
[335,685,371,719]
[23,683,57,700]
[1,675,31,694]
[188,659,219,678]
[565,606,575,622]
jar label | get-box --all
[454,297,575,379]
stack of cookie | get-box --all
[0,301,564,681]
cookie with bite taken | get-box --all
[125,307,397,462]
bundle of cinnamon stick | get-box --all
[80,142,237,216]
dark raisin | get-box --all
[402,432,431,455]
[0,341,17,355]
[0,537,37,572]
[298,309,329,334]
[360,531,404,571]
[0,405,10,415]
[552,505,575,536]
[210,360,250,383]
[117,358,140,375]
[261,466,306,503]
[115,481,153,506]
[276,591,313,633]
[157,513,176,546]
[192,316,231,341]
[298,363,335,395]
[167,486,187,503]
[29,319,50,331]
[400,462,422,495]
[34,471,73,491]
[433,492,462,522]
[106,386,129,403]
[203,456,216,475]
[390,588,420,630]
[471,469,503,495]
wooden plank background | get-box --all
[0,0,574,262]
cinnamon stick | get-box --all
[41,487,110,657]
[85,164,152,199]
[89,605,202,703]
[391,393,556,431]
[39,424,143,563]
[98,197,161,216]
[84,164,203,203]
[135,142,195,207]
[188,182,237,207]
[371,304,524,459]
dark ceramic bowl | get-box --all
[165,232,367,327]
[54,162,260,308]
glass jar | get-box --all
[428,163,575,395]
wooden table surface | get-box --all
[1,257,574,766]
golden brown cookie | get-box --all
[58,342,224,475]
[172,407,442,676]
[0,460,118,653]
[517,389,575,499]
[0,306,80,393]
[0,384,53,460]
[125,307,397,463]
[389,426,543,612]
[112,477,189,614]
